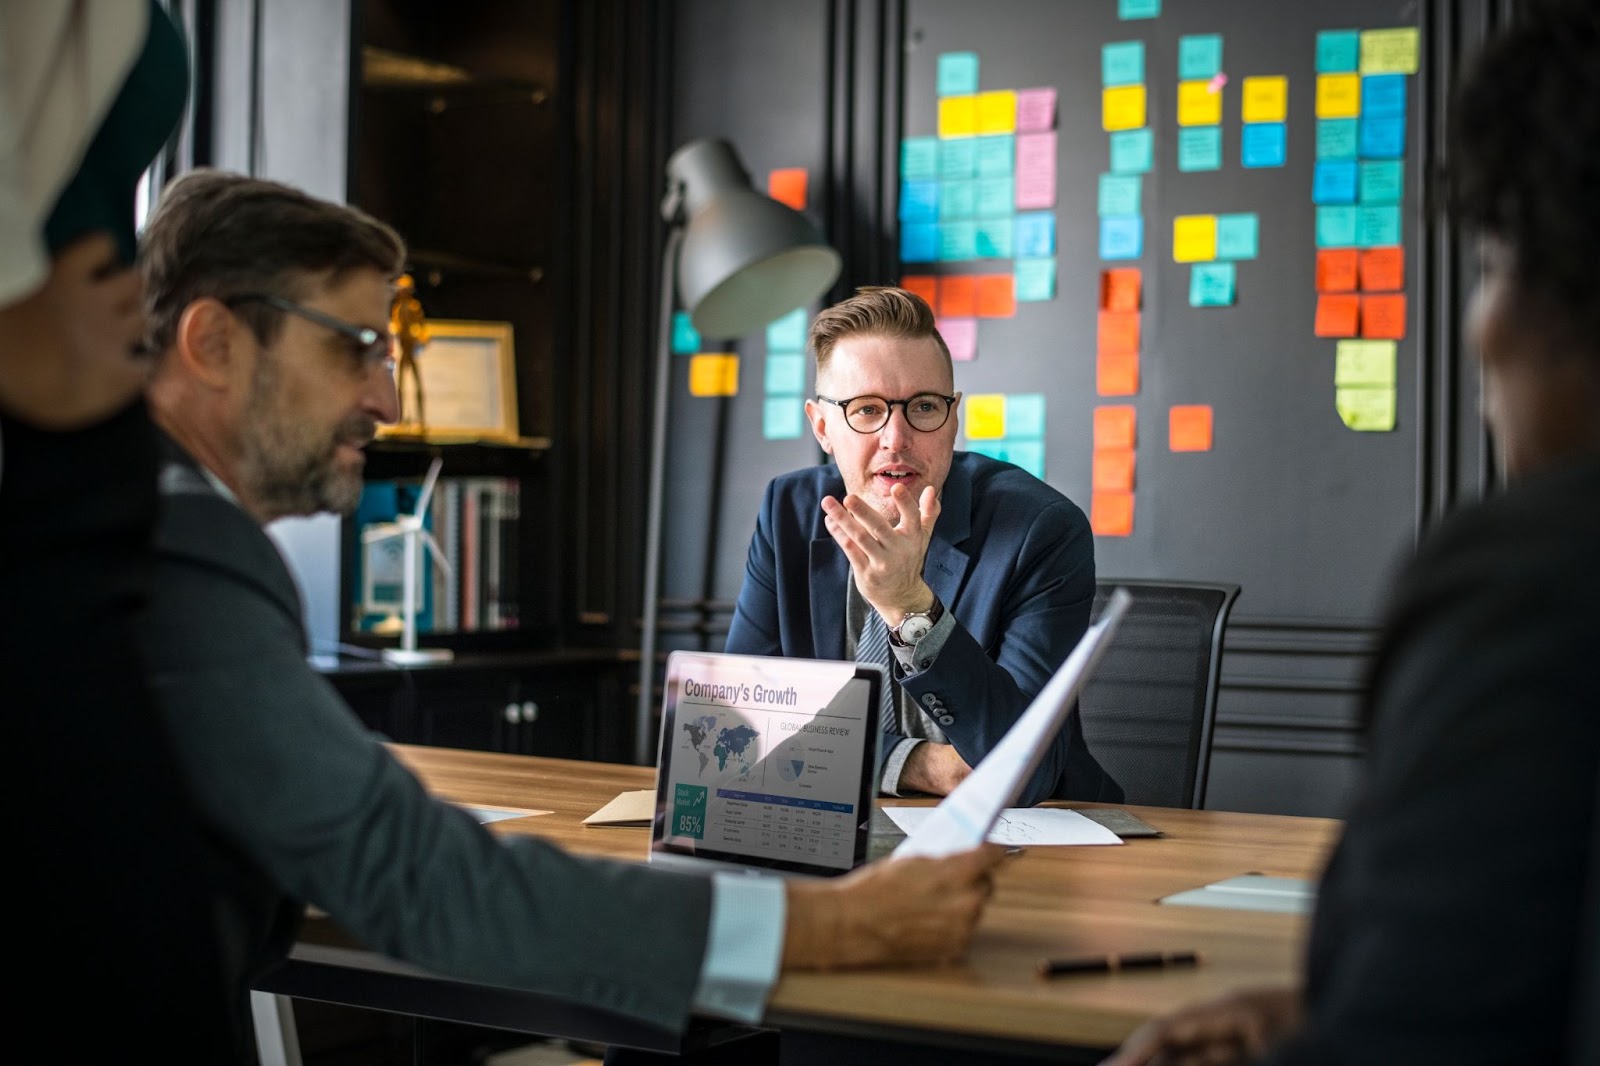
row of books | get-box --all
[351,475,521,634]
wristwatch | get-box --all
[888,596,945,648]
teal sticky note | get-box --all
[965,440,1006,462]
[898,180,939,222]
[1317,29,1360,73]
[763,397,805,440]
[1100,217,1144,260]
[1360,160,1404,205]
[1317,118,1359,160]
[1241,122,1286,167]
[1109,128,1155,174]
[939,179,976,221]
[1102,41,1146,87]
[1005,394,1047,439]
[1178,34,1223,80]
[938,52,979,96]
[1216,213,1259,260]
[1189,262,1236,307]
[1356,204,1401,247]
[1005,440,1046,479]
[1118,0,1160,20]
[1015,212,1055,257]
[940,221,978,261]
[1316,205,1359,248]
[1312,161,1359,205]
[1177,127,1222,172]
[765,308,808,352]
[975,218,1014,258]
[901,137,938,181]
[765,353,807,394]
[939,138,977,179]
[975,177,1014,218]
[1098,173,1142,218]
[975,135,1015,177]
[1014,258,1056,301]
[900,223,938,262]
[671,311,700,355]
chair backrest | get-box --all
[1076,579,1239,809]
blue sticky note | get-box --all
[1100,216,1144,261]
[939,179,976,221]
[898,180,939,222]
[1014,258,1056,302]
[763,397,805,440]
[765,308,808,353]
[1316,205,1359,248]
[1317,118,1359,160]
[1241,122,1287,168]
[1356,205,1401,247]
[1177,127,1222,172]
[1118,0,1160,20]
[1361,74,1407,117]
[1178,34,1223,80]
[901,137,938,181]
[940,221,978,261]
[975,177,1013,218]
[1359,160,1404,205]
[1312,160,1359,204]
[1102,41,1146,87]
[937,52,979,96]
[765,353,807,394]
[1189,262,1236,307]
[1015,212,1056,257]
[1317,29,1360,73]
[975,218,1014,258]
[1216,213,1259,260]
[1109,128,1154,174]
[974,135,1015,177]
[1005,440,1046,479]
[939,138,977,179]
[1005,394,1047,439]
[671,311,700,355]
[1098,173,1142,218]
[1359,114,1406,159]
[900,223,939,262]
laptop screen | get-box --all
[651,651,883,877]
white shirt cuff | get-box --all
[689,872,786,1023]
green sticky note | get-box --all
[938,52,979,96]
[1216,213,1259,260]
[939,138,977,179]
[975,218,1014,258]
[940,220,978,261]
[766,353,807,395]
[1006,440,1046,479]
[1359,160,1404,205]
[975,177,1014,218]
[1356,204,1401,247]
[1109,128,1154,174]
[1119,0,1160,20]
[939,179,976,221]
[763,397,805,440]
[974,135,1015,177]
[1102,41,1146,87]
[1178,34,1223,80]
[1189,262,1236,307]
[901,137,938,181]
[1005,394,1047,439]
[765,308,808,352]
[1317,118,1359,160]
[1335,340,1397,387]
[1317,205,1359,248]
[1336,387,1396,431]
[1098,173,1142,218]
[1316,29,1360,73]
[1177,127,1222,172]
[671,311,700,355]
[1014,257,1056,301]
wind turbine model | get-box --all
[362,456,454,665]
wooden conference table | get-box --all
[256,745,1339,1064]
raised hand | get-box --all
[820,482,941,623]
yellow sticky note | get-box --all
[1360,28,1420,74]
[1335,340,1397,387]
[939,95,977,138]
[688,353,739,397]
[1102,85,1147,132]
[1335,387,1396,431]
[976,90,1018,134]
[1173,215,1218,263]
[1316,74,1361,118]
[1241,75,1288,123]
[1177,79,1222,127]
[964,394,1007,440]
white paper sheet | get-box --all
[883,805,1122,846]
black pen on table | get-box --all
[1037,950,1201,978]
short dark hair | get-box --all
[1447,1,1600,346]
[808,286,952,378]
[141,168,407,354]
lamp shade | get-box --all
[667,139,841,338]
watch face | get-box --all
[898,614,934,644]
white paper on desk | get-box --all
[460,804,552,824]
[892,588,1133,860]
[883,806,1122,846]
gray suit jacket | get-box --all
[141,440,714,1036]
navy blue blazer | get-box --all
[725,451,1121,806]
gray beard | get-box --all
[238,357,369,519]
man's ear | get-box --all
[172,297,246,389]
[804,398,832,453]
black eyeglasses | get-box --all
[815,392,960,434]
[226,292,395,373]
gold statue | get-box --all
[390,273,429,431]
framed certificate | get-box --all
[381,318,520,443]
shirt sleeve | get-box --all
[689,872,787,1023]
[878,736,925,795]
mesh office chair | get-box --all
[1077,579,1239,809]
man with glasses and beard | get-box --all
[725,286,1121,806]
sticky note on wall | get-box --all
[1177,127,1222,172]
[1189,262,1236,307]
[1098,310,1141,357]
[937,52,980,95]
[1360,294,1407,339]
[1336,387,1396,431]
[1216,214,1259,260]
[976,91,1018,134]
[671,311,700,354]
[1178,34,1223,80]
[763,398,804,439]
[1102,41,1146,87]
[1241,76,1288,123]
[1178,80,1223,126]
[1109,128,1154,174]
[1359,246,1404,291]
[1314,294,1361,337]
[1091,491,1135,536]
[1169,405,1214,451]
[1335,340,1397,387]
[939,95,978,138]
[768,168,808,211]
[1316,248,1359,292]
[1014,257,1057,301]
[688,354,739,397]
[1094,405,1137,449]
[1359,27,1420,74]
[1093,448,1136,492]
[1173,215,1218,262]
[1100,268,1142,311]
[965,394,1007,439]
[1097,351,1140,396]
[1006,394,1047,439]
[976,274,1016,318]
[1102,85,1147,131]
[1316,74,1361,118]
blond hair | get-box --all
[807,286,953,377]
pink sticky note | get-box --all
[938,316,978,362]
[1015,132,1057,210]
[1015,88,1058,132]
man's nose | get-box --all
[879,404,914,448]
[368,364,401,424]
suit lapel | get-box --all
[926,457,974,609]
[809,537,850,659]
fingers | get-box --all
[919,485,940,526]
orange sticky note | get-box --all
[1316,249,1359,293]
[1097,350,1140,396]
[1097,310,1141,358]
[1314,294,1361,337]
[938,275,978,317]
[901,275,939,309]
[1169,405,1214,452]
[1100,268,1142,312]
[1090,491,1135,537]
[1094,405,1137,449]
[688,353,739,397]
[1361,294,1407,339]
[1359,246,1405,292]
[976,274,1016,318]
[1092,448,1136,492]
[767,168,808,211]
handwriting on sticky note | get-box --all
[1173,215,1218,262]
[1178,80,1222,127]
[1100,216,1144,260]
[1102,41,1145,88]
[938,275,977,317]
[965,393,1006,439]
[1336,387,1396,431]
[1091,491,1135,536]
[1315,294,1361,337]
[1169,405,1214,451]
[1094,405,1137,450]
[1110,128,1154,174]
[1216,214,1259,260]
[976,136,1015,178]
[1316,249,1359,292]
[902,137,938,181]
[688,353,739,397]
[1102,85,1147,131]
[1189,263,1236,307]
[977,274,1016,318]
[1098,310,1141,357]
[1178,34,1223,80]
[1015,132,1057,210]
[939,316,978,361]
[1016,87,1057,132]
[1177,127,1222,172]
[1335,340,1397,387]
[1097,350,1140,396]
[767,168,808,211]
[1360,27,1419,74]
[1101,268,1142,312]
[1361,294,1407,339]
[1240,76,1288,123]
[1014,258,1056,302]
[939,95,977,138]
[1316,73,1361,118]
[901,275,939,309]
[937,51,979,96]
[1098,173,1142,218]
[1359,247,1404,292]
[1092,448,1136,492]
[1317,30,1360,73]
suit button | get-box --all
[921,694,938,708]
[918,659,931,670]
[938,715,954,726]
